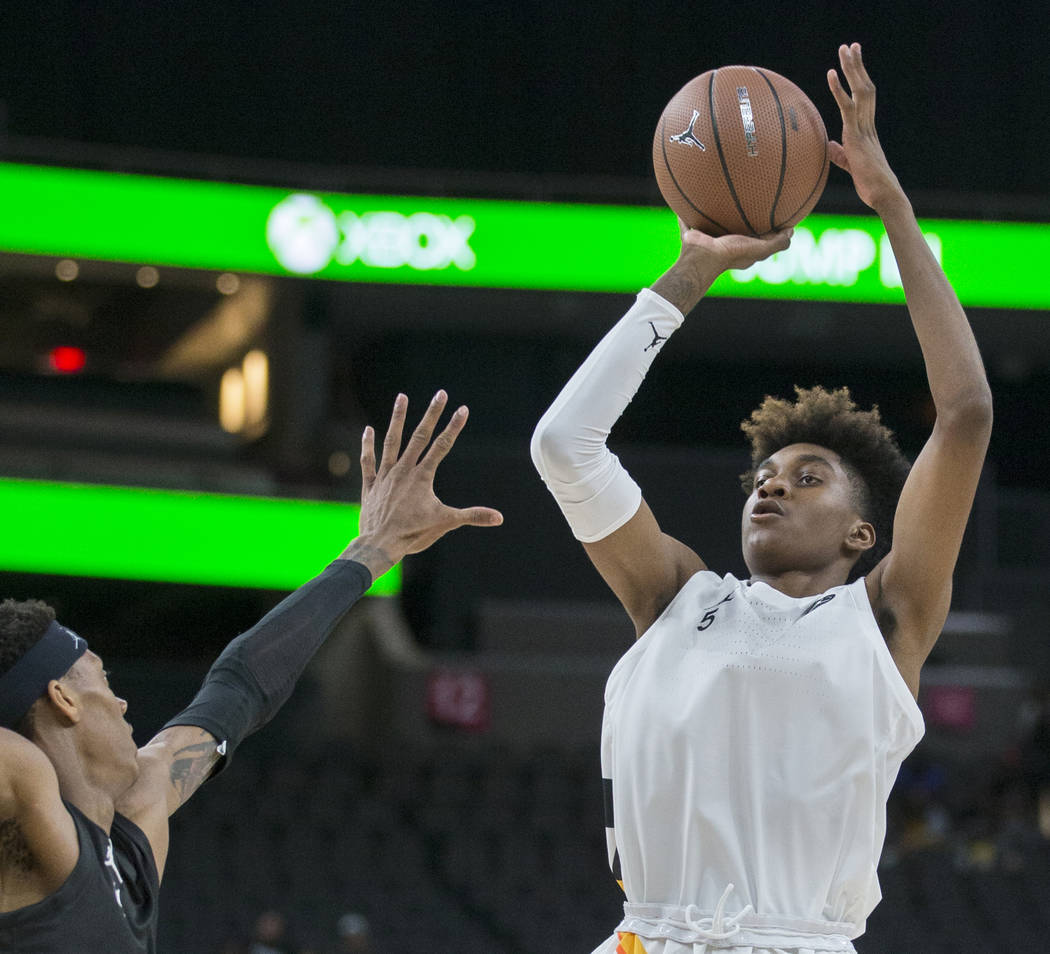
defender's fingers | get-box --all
[404,390,450,464]
[378,393,408,475]
[449,506,504,528]
[360,425,377,488]
[420,404,468,472]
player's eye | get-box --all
[799,473,819,485]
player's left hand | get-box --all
[827,43,907,214]
[348,391,503,577]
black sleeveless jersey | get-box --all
[0,801,160,953]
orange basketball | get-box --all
[653,66,829,237]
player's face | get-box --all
[741,443,868,577]
[70,651,139,790]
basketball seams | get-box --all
[755,68,788,233]
[709,70,758,236]
[775,104,830,229]
[659,96,732,236]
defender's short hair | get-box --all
[740,385,911,580]
[0,599,58,736]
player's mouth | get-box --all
[751,500,784,520]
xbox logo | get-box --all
[266,193,340,275]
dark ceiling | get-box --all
[1,0,1047,203]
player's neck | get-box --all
[58,780,117,833]
[36,736,118,833]
[747,565,850,598]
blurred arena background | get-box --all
[2,2,1050,951]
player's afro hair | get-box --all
[740,385,911,580]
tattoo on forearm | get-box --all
[170,739,221,804]
[651,271,704,314]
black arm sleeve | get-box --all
[161,558,372,772]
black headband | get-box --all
[0,620,88,729]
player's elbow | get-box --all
[939,385,993,440]
[530,412,578,480]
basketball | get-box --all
[653,66,829,237]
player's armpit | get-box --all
[867,399,992,690]
[0,728,78,893]
[583,499,705,637]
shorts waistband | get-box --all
[620,901,856,951]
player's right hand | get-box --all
[681,224,794,273]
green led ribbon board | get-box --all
[0,477,400,594]
[0,161,1047,308]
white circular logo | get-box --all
[265,194,339,275]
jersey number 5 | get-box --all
[696,593,734,631]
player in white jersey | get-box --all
[531,44,992,954]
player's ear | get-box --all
[845,520,876,554]
[45,678,82,725]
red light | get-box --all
[48,346,87,374]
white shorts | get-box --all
[591,935,852,954]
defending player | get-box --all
[531,44,991,953]
[0,391,501,952]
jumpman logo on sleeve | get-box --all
[643,322,669,352]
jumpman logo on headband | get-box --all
[59,625,82,651]
[644,322,669,352]
[669,110,706,151]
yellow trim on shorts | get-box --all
[616,932,648,954]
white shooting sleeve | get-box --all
[530,287,684,542]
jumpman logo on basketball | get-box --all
[669,109,706,150]
[644,322,669,352]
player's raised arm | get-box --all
[827,43,993,693]
[0,728,80,905]
[531,228,791,636]
[118,391,502,870]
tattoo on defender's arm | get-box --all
[169,737,221,804]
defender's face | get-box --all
[741,443,865,576]
[70,651,139,786]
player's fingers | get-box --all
[420,403,468,472]
[360,424,377,488]
[765,229,793,254]
[828,141,850,171]
[841,43,876,107]
[378,393,408,475]
[404,390,449,465]
[827,68,853,115]
[449,505,504,528]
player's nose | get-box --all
[758,477,788,497]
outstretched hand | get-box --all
[343,391,503,579]
[827,43,906,213]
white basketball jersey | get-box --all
[601,571,924,939]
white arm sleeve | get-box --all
[530,287,685,542]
